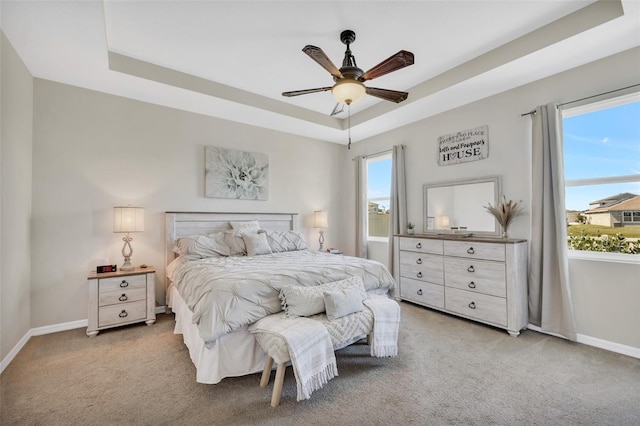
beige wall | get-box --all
[1,31,33,360]
[347,47,640,351]
[30,79,347,327]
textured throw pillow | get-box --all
[279,276,368,318]
[173,232,230,259]
[323,286,365,320]
[242,232,273,256]
[230,220,261,231]
[261,229,308,252]
[223,230,247,256]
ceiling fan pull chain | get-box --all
[348,104,352,150]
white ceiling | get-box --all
[2,0,639,145]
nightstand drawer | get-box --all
[400,277,444,309]
[99,287,146,307]
[444,240,505,262]
[98,300,147,328]
[99,274,146,293]
[444,257,506,297]
[445,287,507,327]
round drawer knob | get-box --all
[120,280,129,288]
[119,294,128,301]
[467,265,475,273]
[416,258,422,265]
[417,289,423,296]
[468,281,476,289]
[468,302,476,310]
[416,272,423,278]
[119,310,128,318]
[416,242,422,249]
[467,247,475,254]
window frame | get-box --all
[561,91,640,263]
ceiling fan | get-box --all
[282,30,415,115]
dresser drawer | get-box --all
[445,287,507,327]
[444,240,505,262]
[99,274,147,293]
[399,251,443,284]
[444,257,506,297]
[98,300,147,328]
[400,277,444,309]
[399,237,443,255]
[99,287,146,307]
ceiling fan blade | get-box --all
[302,45,344,79]
[330,103,344,116]
[366,87,409,103]
[282,87,333,97]
[360,50,414,82]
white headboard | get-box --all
[165,211,298,289]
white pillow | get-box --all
[173,232,230,259]
[230,220,261,231]
[261,229,308,252]
[279,276,368,318]
[242,232,273,256]
[324,286,365,320]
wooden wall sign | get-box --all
[438,125,489,166]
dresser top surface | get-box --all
[396,234,526,244]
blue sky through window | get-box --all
[367,157,392,210]
[563,100,640,211]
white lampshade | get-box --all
[331,79,366,105]
[313,211,328,228]
[113,207,145,233]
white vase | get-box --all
[407,228,415,235]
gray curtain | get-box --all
[529,103,577,341]
[355,155,368,259]
[388,145,407,275]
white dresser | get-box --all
[86,267,156,336]
[393,235,528,336]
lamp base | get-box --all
[121,257,134,271]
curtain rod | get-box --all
[558,83,640,108]
[521,83,640,117]
[352,147,398,161]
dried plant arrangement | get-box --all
[484,196,523,237]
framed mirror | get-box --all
[423,176,502,236]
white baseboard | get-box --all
[0,330,31,374]
[31,319,88,336]
[527,324,640,359]
[576,334,640,359]
[1,307,168,374]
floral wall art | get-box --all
[205,146,269,200]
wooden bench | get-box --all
[255,308,374,407]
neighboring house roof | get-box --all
[588,192,637,209]
[586,195,640,214]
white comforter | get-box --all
[168,250,395,347]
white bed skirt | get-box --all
[169,285,267,384]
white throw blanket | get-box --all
[251,313,338,401]
[363,296,401,357]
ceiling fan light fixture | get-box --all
[331,79,366,105]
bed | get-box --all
[165,212,396,384]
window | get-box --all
[366,153,392,239]
[562,92,640,256]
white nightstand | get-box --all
[86,266,156,337]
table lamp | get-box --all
[313,210,328,251]
[113,206,144,271]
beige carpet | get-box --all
[2,302,639,425]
